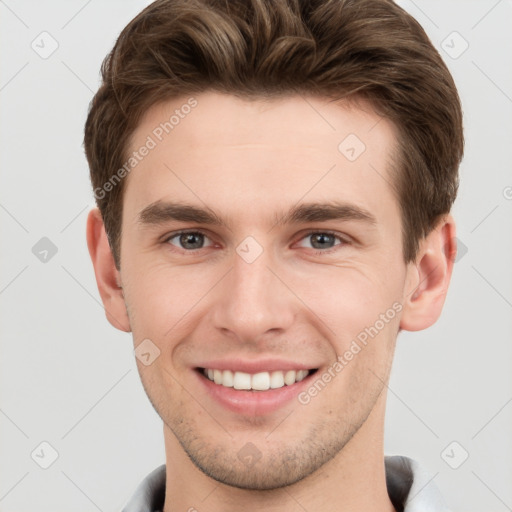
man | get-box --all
[84,0,464,510]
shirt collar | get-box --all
[385,455,453,512]
[122,455,451,512]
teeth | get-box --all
[269,371,284,389]
[296,370,308,382]
[284,370,296,385]
[233,371,251,390]
[222,369,234,387]
[251,372,270,391]
[202,368,311,390]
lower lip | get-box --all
[194,369,317,416]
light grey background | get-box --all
[1,1,511,511]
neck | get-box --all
[163,391,395,512]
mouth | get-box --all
[197,367,318,391]
[194,366,319,416]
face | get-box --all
[117,92,412,489]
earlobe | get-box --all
[86,208,131,332]
[399,215,457,332]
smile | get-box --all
[201,368,315,391]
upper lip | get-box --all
[195,358,319,374]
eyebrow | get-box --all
[137,200,377,228]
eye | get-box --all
[164,230,214,251]
[296,231,347,253]
[162,229,348,254]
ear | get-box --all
[400,214,457,332]
[86,208,131,332]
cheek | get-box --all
[135,355,191,428]
[122,261,220,338]
[295,262,403,339]
[122,234,406,345]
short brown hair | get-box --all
[84,0,464,270]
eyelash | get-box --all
[162,229,349,255]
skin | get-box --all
[87,91,456,512]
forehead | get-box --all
[123,91,399,228]
[131,92,393,154]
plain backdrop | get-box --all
[1,1,511,511]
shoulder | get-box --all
[385,455,453,512]
[121,464,166,512]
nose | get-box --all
[210,246,297,345]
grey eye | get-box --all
[297,232,343,250]
[167,232,213,250]
[309,233,337,249]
